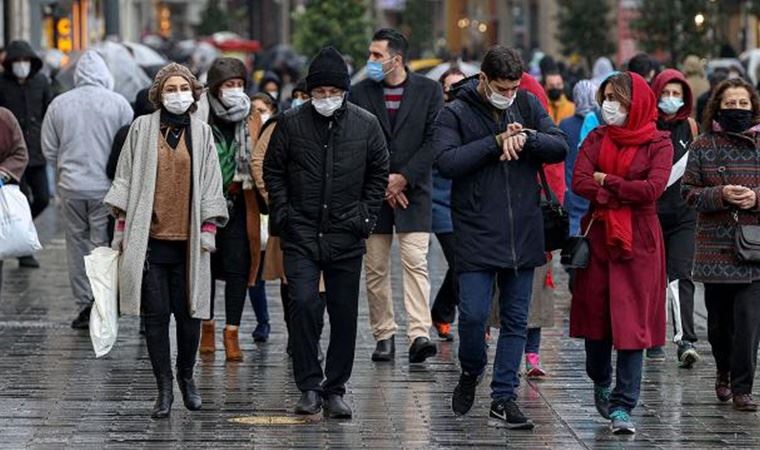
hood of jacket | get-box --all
[652,68,693,121]
[2,40,43,78]
[592,57,614,81]
[73,51,114,90]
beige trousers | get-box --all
[365,232,432,343]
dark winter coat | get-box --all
[0,41,53,168]
[433,79,567,272]
[349,71,444,233]
[570,129,673,350]
[682,127,760,284]
[263,100,389,262]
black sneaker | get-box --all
[452,371,481,416]
[489,399,535,430]
[677,341,700,369]
[71,305,92,329]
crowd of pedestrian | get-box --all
[3,30,760,437]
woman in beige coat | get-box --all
[105,63,228,419]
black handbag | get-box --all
[560,218,594,268]
[539,166,570,251]
[733,211,760,263]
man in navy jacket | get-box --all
[433,45,567,429]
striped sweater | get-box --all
[681,128,760,283]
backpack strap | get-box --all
[514,90,537,130]
[687,117,699,139]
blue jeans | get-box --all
[249,280,269,325]
[585,339,643,414]
[457,268,534,401]
[525,327,541,354]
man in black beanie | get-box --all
[264,46,389,418]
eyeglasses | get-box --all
[311,88,344,100]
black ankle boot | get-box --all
[177,376,202,411]
[152,375,174,419]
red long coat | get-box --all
[569,128,673,350]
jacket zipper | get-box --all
[318,120,335,260]
[502,110,518,274]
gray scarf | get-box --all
[208,94,254,189]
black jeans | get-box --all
[704,282,760,395]
[141,244,200,381]
[431,232,458,324]
[284,251,361,396]
[210,195,251,327]
[659,212,697,343]
[20,165,50,218]
[585,339,644,414]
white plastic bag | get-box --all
[260,214,269,247]
[85,247,120,357]
[0,185,43,259]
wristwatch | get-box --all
[0,172,10,184]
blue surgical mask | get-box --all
[291,98,306,109]
[366,58,394,82]
[658,96,684,115]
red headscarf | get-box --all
[597,72,658,259]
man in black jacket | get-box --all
[349,29,444,364]
[434,46,567,429]
[0,40,53,268]
[264,46,389,418]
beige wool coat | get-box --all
[104,110,228,319]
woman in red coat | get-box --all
[570,72,673,434]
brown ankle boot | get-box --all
[199,320,215,354]
[223,327,243,361]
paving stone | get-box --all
[3,203,760,448]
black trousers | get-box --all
[210,195,251,326]
[704,282,760,395]
[141,245,200,381]
[280,280,325,347]
[20,165,50,218]
[284,250,361,396]
[431,232,458,324]
[659,212,697,343]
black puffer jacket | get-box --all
[264,100,389,262]
[433,79,568,272]
[0,41,53,168]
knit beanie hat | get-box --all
[148,62,203,111]
[207,57,248,96]
[306,47,350,92]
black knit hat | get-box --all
[306,47,350,92]
[207,57,248,96]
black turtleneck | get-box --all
[160,108,192,150]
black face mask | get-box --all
[718,108,755,133]
[547,88,563,102]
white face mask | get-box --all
[266,90,279,101]
[162,91,195,115]
[602,100,627,126]
[12,61,31,80]
[260,113,271,123]
[312,94,344,117]
[220,87,249,109]
[484,78,515,110]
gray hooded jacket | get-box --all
[42,50,132,199]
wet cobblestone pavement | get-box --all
[2,204,760,449]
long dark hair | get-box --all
[702,78,760,131]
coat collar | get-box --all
[364,70,420,136]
